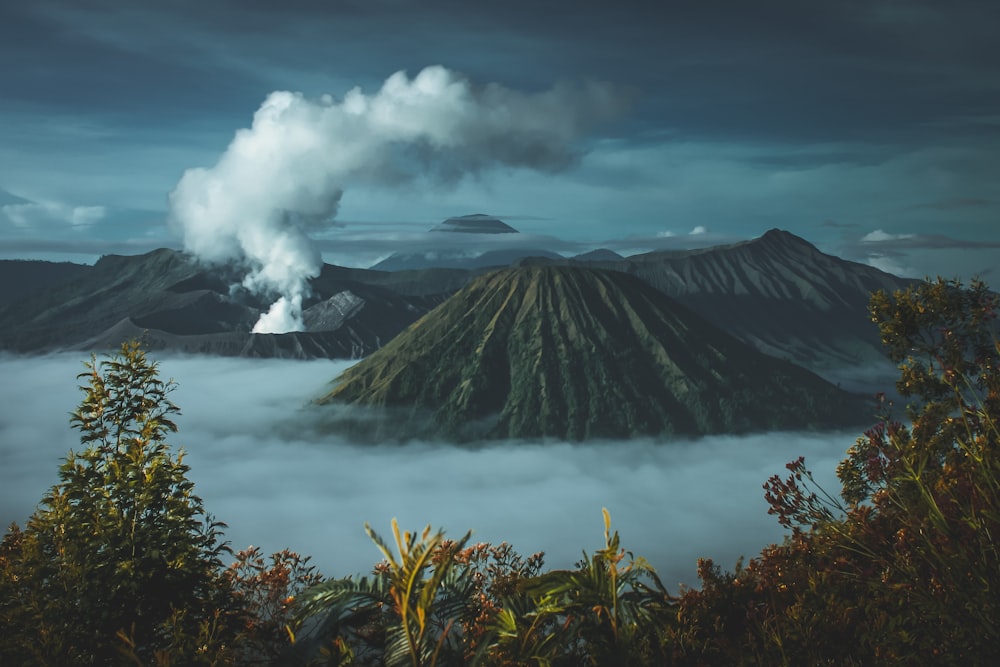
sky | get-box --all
[0,353,858,589]
[1,0,998,280]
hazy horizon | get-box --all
[0,353,883,589]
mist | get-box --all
[0,353,868,589]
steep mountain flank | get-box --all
[520,229,914,375]
[0,259,92,307]
[623,229,912,368]
[0,249,442,358]
[0,230,913,371]
[320,266,870,441]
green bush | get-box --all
[0,341,233,664]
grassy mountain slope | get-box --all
[321,266,870,441]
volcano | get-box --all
[319,265,869,441]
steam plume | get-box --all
[168,66,627,332]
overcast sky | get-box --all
[1,0,998,279]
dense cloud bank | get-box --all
[0,354,865,588]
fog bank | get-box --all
[0,354,867,589]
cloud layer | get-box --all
[168,66,627,333]
[2,198,105,230]
[0,353,865,588]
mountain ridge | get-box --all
[0,230,913,375]
[0,249,444,358]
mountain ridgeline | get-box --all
[0,228,913,383]
[0,250,445,358]
[320,266,870,441]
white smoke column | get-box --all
[169,66,627,333]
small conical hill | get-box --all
[319,266,869,441]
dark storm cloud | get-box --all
[10,0,999,146]
[901,197,994,212]
[6,0,998,153]
[2,0,998,277]
[0,5,255,121]
[0,354,871,588]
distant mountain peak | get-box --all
[430,214,518,234]
[757,228,817,249]
[572,248,624,262]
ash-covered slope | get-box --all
[0,229,913,371]
[0,259,92,307]
[0,249,443,358]
[0,249,211,352]
[625,229,913,369]
[356,229,913,374]
[524,229,914,374]
[320,266,870,441]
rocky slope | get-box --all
[0,230,913,374]
[623,229,912,370]
[0,249,444,358]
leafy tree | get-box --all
[670,278,1000,665]
[491,509,672,666]
[0,341,233,664]
[840,277,1000,659]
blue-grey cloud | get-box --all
[857,229,1000,250]
[2,0,998,282]
[901,197,994,212]
[1,198,105,230]
[819,219,859,229]
[833,228,1000,280]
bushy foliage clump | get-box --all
[0,341,321,665]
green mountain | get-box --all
[319,265,870,441]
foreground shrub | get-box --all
[0,341,234,664]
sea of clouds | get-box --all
[0,353,871,589]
